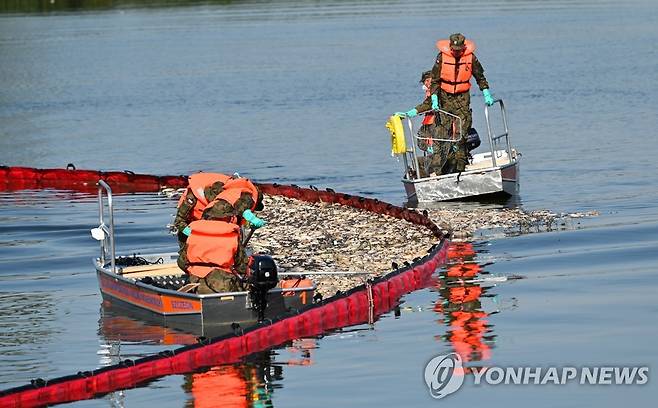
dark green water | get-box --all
[1,0,657,406]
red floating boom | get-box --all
[0,164,188,194]
[0,165,448,408]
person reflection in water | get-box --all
[433,242,496,369]
[185,363,276,408]
[183,339,316,407]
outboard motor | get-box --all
[248,254,279,321]
[466,128,481,151]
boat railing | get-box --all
[484,99,513,167]
[403,108,463,179]
[399,99,512,179]
[93,180,116,274]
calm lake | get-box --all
[1,0,658,406]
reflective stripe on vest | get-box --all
[185,220,240,278]
[436,39,476,94]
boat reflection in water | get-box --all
[432,242,504,370]
[98,301,316,407]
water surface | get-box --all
[1,0,658,406]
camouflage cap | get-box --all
[419,70,432,83]
[449,33,466,50]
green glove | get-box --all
[242,209,266,228]
[431,94,439,110]
[483,89,495,106]
[182,226,191,236]
[427,145,434,154]
[405,108,418,118]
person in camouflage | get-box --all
[192,179,264,294]
[416,70,437,154]
[413,70,453,177]
[173,174,230,248]
[399,33,495,175]
[176,175,266,294]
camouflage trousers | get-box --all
[190,270,244,294]
[417,140,454,177]
[436,90,472,173]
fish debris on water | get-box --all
[250,195,437,297]
[427,207,598,240]
[161,189,597,297]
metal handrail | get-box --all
[414,108,463,143]
[398,100,513,180]
[97,180,116,274]
[484,99,512,168]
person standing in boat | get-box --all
[177,175,266,294]
[407,70,453,177]
[399,33,495,174]
[416,70,438,154]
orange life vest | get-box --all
[219,178,259,208]
[203,178,260,221]
[280,278,314,305]
[178,172,232,221]
[422,87,436,126]
[435,39,476,94]
[422,114,435,126]
[185,220,241,278]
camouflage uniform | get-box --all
[189,269,245,294]
[415,43,490,174]
[201,192,256,223]
[176,186,262,294]
[204,192,257,276]
[173,180,227,247]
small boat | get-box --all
[1,175,449,408]
[91,181,316,332]
[388,100,520,204]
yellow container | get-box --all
[386,115,406,155]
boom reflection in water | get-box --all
[98,301,319,408]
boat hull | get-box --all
[403,155,520,203]
[95,255,315,329]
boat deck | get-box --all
[120,263,185,279]
[465,151,514,171]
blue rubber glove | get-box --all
[242,209,266,228]
[405,108,418,118]
[483,89,494,106]
[394,112,407,117]
[431,94,439,110]
[182,226,191,236]
[427,146,434,154]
